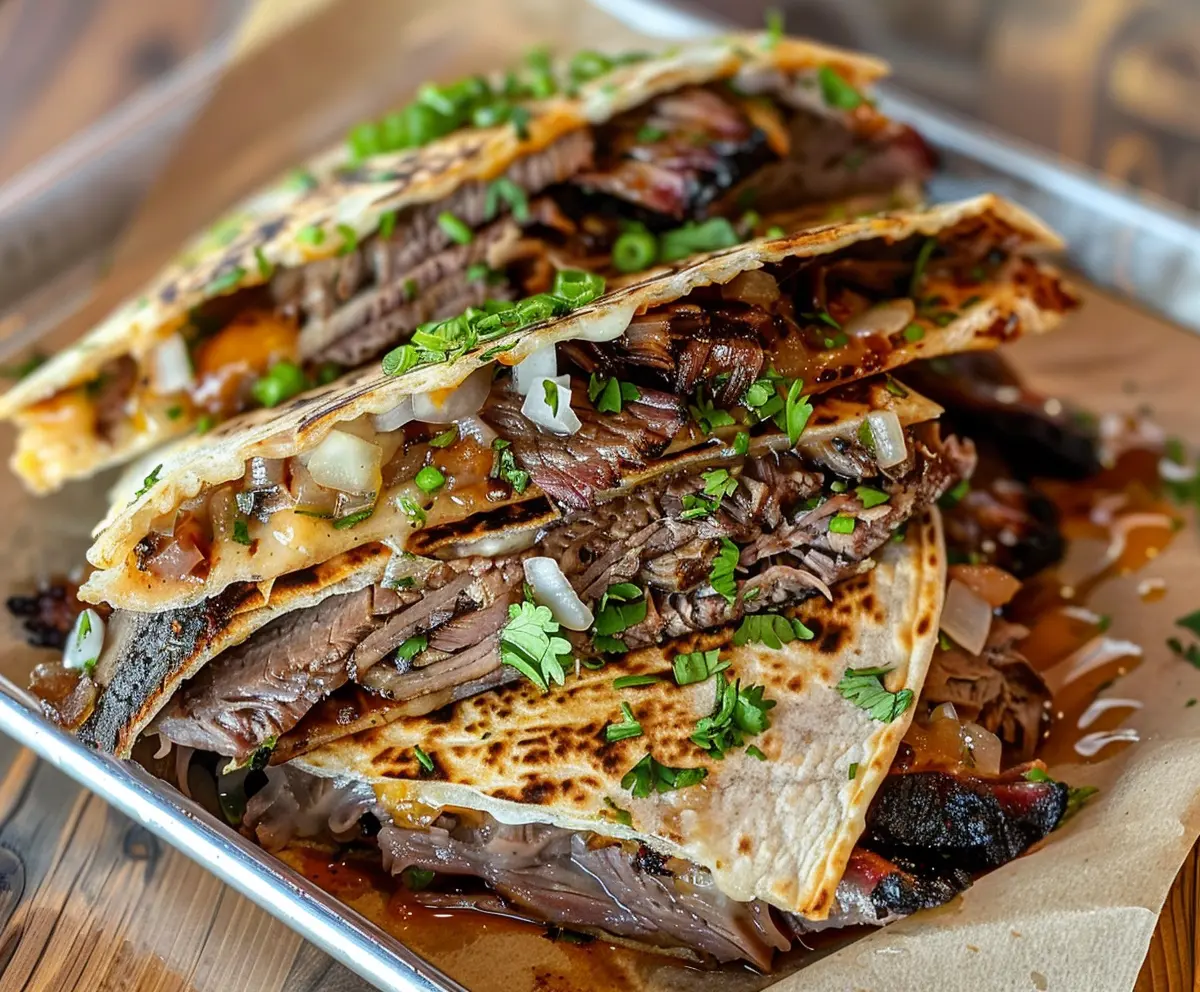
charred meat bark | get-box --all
[863,769,1067,872]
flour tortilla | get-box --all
[0,34,890,493]
[79,195,1070,611]
[80,374,942,757]
[293,509,944,917]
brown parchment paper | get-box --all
[2,2,1199,990]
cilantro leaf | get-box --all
[690,672,776,758]
[732,613,814,649]
[500,601,573,692]
[588,373,640,414]
[672,649,729,686]
[621,753,708,798]
[836,666,914,722]
[604,702,643,743]
[708,538,740,605]
[491,438,531,494]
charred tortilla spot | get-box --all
[916,615,931,636]
[518,778,556,805]
[818,625,844,655]
[737,835,752,855]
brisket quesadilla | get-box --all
[0,33,934,493]
[29,196,1076,768]
[231,510,1069,969]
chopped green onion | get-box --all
[829,514,857,534]
[745,745,767,761]
[333,507,375,529]
[604,702,643,743]
[613,674,662,690]
[636,125,666,142]
[485,177,529,222]
[438,211,473,245]
[612,230,658,273]
[733,432,750,456]
[764,8,784,48]
[909,238,937,297]
[415,465,446,493]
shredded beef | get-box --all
[922,621,1050,763]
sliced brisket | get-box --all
[153,586,386,759]
[481,378,686,510]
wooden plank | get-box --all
[0,733,370,991]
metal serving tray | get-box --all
[0,18,1197,992]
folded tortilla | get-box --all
[78,195,1075,615]
[69,376,945,758]
[291,508,944,919]
[0,32,929,493]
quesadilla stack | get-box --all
[24,186,1085,966]
[32,194,1072,756]
[0,33,934,493]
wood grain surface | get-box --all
[0,1,1196,990]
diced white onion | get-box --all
[940,579,993,657]
[412,367,492,423]
[149,334,194,394]
[524,557,593,631]
[843,299,916,338]
[929,701,959,722]
[512,344,558,396]
[372,396,415,433]
[962,722,1002,775]
[521,375,581,436]
[63,609,105,671]
[305,429,382,494]
[446,529,538,559]
[720,270,780,307]
[1158,457,1194,484]
[863,410,908,468]
[569,303,637,343]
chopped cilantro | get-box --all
[909,237,937,297]
[848,762,858,780]
[733,613,814,649]
[817,64,865,110]
[829,514,856,534]
[587,373,640,414]
[232,519,252,545]
[672,649,729,686]
[836,666,914,722]
[708,538,740,605]
[604,702,643,743]
[429,426,458,448]
[413,745,435,775]
[401,867,436,891]
[491,438,531,494]
[733,431,750,456]
[396,634,427,663]
[939,479,970,509]
[855,485,890,508]
[621,754,708,798]
[499,600,573,692]
[745,744,767,761]
[613,674,662,689]
[690,672,776,758]
[133,464,163,500]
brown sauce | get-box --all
[1014,449,1177,765]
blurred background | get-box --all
[0,0,1197,342]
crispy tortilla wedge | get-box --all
[78,196,1074,614]
[1,33,913,493]
[70,376,943,758]
[292,510,945,918]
